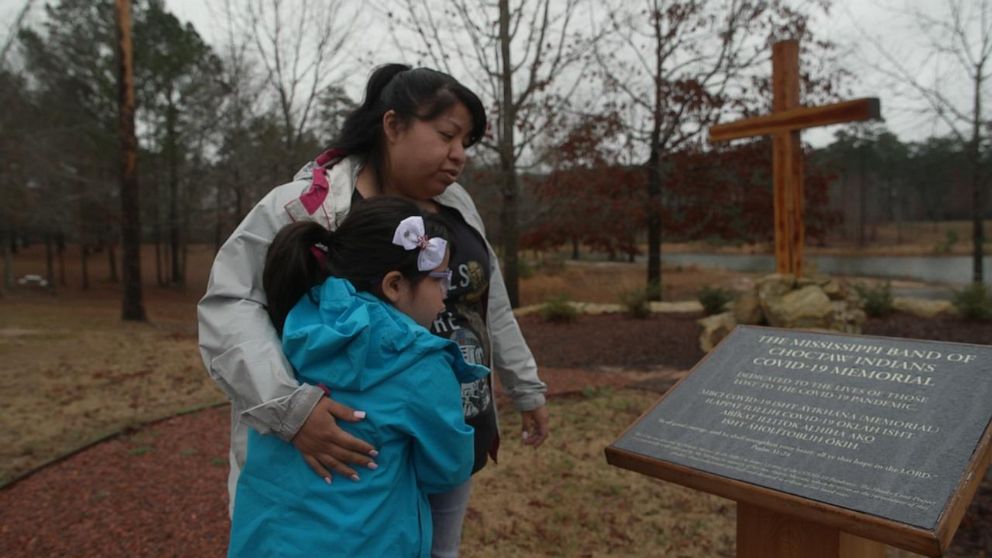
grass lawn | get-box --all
[0,295,227,485]
[465,389,736,557]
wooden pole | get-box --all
[771,40,803,277]
[115,0,146,321]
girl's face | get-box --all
[383,102,473,200]
[388,251,451,329]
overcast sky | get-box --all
[1,0,978,147]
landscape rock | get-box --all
[732,291,764,325]
[893,297,956,319]
[698,312,737,352]
[762,285,834,329]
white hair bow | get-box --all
[392,216,448,271]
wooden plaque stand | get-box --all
[737,504,884,558]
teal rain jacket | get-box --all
[228,277,490,558]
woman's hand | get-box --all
[292,397,379,482]
[521,405,550,448]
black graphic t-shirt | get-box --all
[431,205,498,473]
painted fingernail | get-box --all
[350,474,360,482]
[522,431,530,439]
[369,450,379,457]
[368,462,379,470]
[324,476,332,485]
[353,410,367,419]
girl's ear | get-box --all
[379,270,406,303]
[382,109,403,144]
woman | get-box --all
[198,64,549,557]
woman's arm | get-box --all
[198,188,376,477]
[486,255,551,447]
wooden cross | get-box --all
[709,39,881,277]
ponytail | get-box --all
[263,221,334,334]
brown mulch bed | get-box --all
[517,312,706,370]
[0,407,232,557]
[864,311,992,346]
[1,311,990,557]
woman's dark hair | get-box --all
[264,197,450,334]
[332,64,487,184]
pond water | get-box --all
[660,253,992,287]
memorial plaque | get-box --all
[607,326,992,555]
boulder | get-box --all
[893,298,956,319]
[830,300,866,333]
[763,285,834,329]
[698,312,737,352]
[732,291,764,325]
[756,273,797,301]
[821,279,845,300]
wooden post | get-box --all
[772,41,803,276]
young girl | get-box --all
[228,197,489,558]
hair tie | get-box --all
[310,242,329,268]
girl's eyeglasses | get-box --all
[428,270,453,296]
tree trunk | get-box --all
[214,179,224,253]
[646,154,663,300]
[107,241,119,282]
[153,165,165,287]
[858,147,867,247]
[57,232,66,287]
[166,94,182,286]
[115,0,146,321]
[180,204,189,288]
[45,232,55,294]
[235,188,246,223]
[81,244,90,290]
[1,227,12,293]
[497,0,520,308]
[970,68,985,283]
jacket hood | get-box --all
[281,276,489,392]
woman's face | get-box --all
[383,101,474,200]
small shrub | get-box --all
[618,287,654,319]
[854,281,894,317]
[517,258,536,279]
[697,286,734,316]
[539,294,578,323]
[934,230,959,254]
[952,283,992,321]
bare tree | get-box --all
[591,0,834,299]
[206,0,266,248]
[859,0,991,283]
[0,0,35,67]
[387,0,589,307]
[245,0,359,173]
